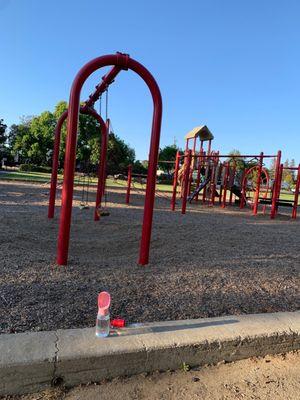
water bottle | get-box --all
[95,291,111,338]
[96,312,110,338]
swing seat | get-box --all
[96,207,110,217]
[79,203,89,210]
[100,210,110,217]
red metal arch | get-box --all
[242,165,270,191]
[56,53,162,266]
[241,164,271,212]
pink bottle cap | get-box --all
[98,291,111,316]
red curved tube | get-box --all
[56,53,162,266]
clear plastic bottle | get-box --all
[95,291,111,338]
[95,312,110,338]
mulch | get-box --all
[0,180,299,334]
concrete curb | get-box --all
[1,311,299,395]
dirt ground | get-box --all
[0,180,299,334]
[4,351,300,400]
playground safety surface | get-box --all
[0,180,299,334]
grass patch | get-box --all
[0,171,174,192]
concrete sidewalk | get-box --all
[1,311,299,396]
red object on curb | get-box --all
[111,319,126,328]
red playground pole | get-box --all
[292,164,300,219]
[221,163,230,208]
[171,151,180,211]
[270,151,282,219]
[210,157,218,205]
[253,152,264,215]
[202,158,208,204]
[195,149,203,202]
[218,164,223,205]
[126,164,132,204]
[277,164,284,215]
[240,169,247,209]
[207,139,211,155]
[228,162,236,206]
[94,117,109,221]
[48,110,68,219]
[181,150,192,214]
[56,53,162,266]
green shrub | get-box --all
[19,164,52,173]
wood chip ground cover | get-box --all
[0,181,299,333]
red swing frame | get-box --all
[51,52,162,266]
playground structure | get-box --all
[48,52,162,266]
[168,126,300,219]
[120,125,300,221]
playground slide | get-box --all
[230,185,243,199]
[188,177,211,203]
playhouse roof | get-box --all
[184,125,214,142]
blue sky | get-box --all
[1,0,300,161]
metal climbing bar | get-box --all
[181,150,192,214]
[271,150,282,219]
[171,151,180,211]
[253,152,264,215]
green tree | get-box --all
[158,144,179,173]
[132,160,148,175]
[0,119,7,163]
[290,159,296,181]
[282,159,293,189]
[10,118,33,163]
[54,101,102,171]
[53,101,68,166]
[227,149,246,171]
[7,101,136,173]
[29,112,57,165]
[107,132,135,174]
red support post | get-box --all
[181,150,192,214]
[218,164,223,205]
[202,160,208,204]
[126,164,132,204]
[48,110,68,219]
[228,164,236,205]
[207,139,211,155]
[270,151,282,219]
[171,151,180,211]
[221,162,230,208]
[210,159,218,205]
[292,164,300,219]
[199,140,203,152]
[195,151,202,202]
[276,164,284,216]
[240,169,247,209]
[192,137,197,154]
[56,53,162,267]
[253,152,264,215]
[185,138,190,151]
